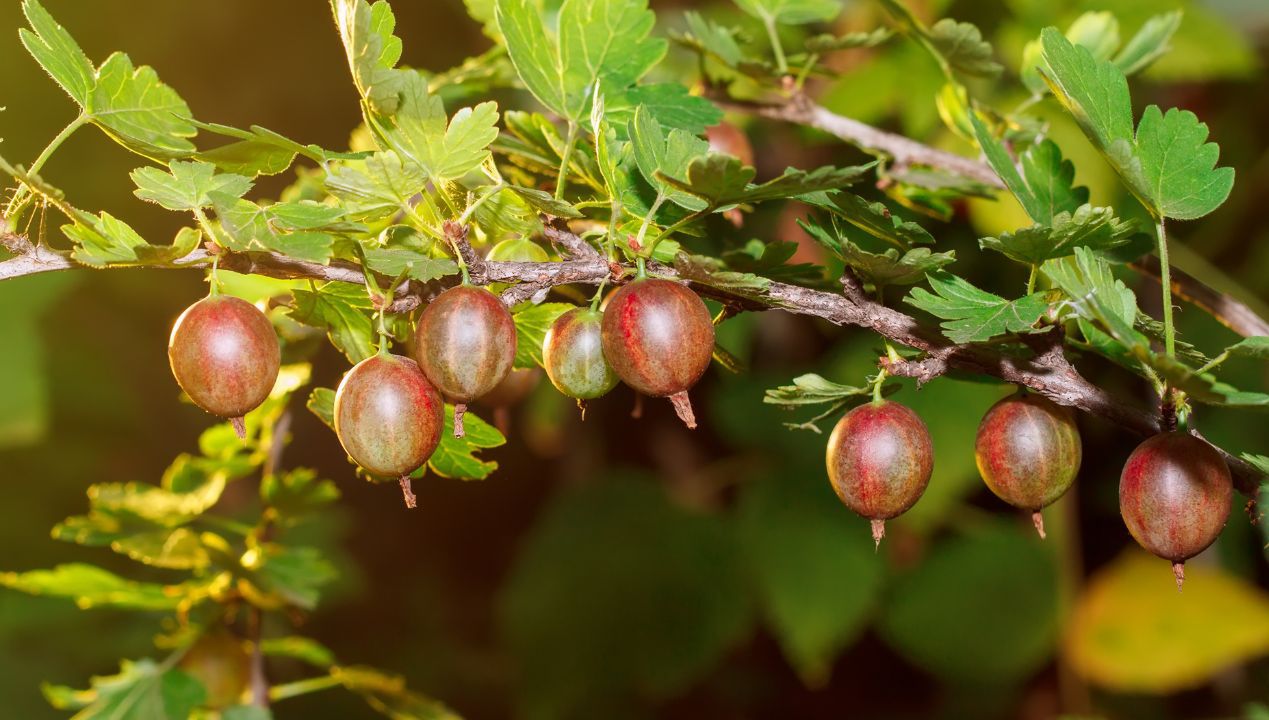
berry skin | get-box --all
[544,308,619,403]
[1120,431,1232,590]
[178,631,250,709]
[413,285,517,438]
[600,278,714,428]
[334,353,443,508]
[826,400,934,547]
[975,391,1082,538]
[168,295,280,438]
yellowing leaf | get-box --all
[1065,551,1269,693]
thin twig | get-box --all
[711,91,1004,188]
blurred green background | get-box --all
[1,1,1268,718]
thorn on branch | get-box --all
[444,221,485,285]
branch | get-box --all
[0,229,1261,494]
[712,92,1004,188]
[1132,255,1269,339]
[716,92,1269,340]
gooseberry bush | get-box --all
[0,0,1266,717]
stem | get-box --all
[555,121,580,201]
[5,114,88,219]
[457,183,506,225]
[793,53,819,91]
[1026,264,1038,295]
[1195,351,1230,376]
[269,675,343,702]
[590,278,607,311]
[762,16,788,75]
[634,193,667,255]
[645,210,706,259]
[872,369,888,404]
[1156,217,1176,359]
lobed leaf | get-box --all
[131,161,252,212]
[906,271,1052,344]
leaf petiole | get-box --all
[555,121,580,201]
[4,113,88,220]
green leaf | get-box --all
[260,636,336,668]
[979,204,1138,265]
[927,19,1003,78]
[307,388,336,427]
[326,152,429,220]
[1113,11,1183,76]
[1039,28,1134,150]
[501,476,752,716]
[1039,28,1234,221]
[1066,551,1269,692]
[61,212,149,267]
[906,272,1052,343]
[629,105,710,211]
[803,192,935,247]
[376,73,500,183]
[971,114,1087,225]
[289,283,375,364]
[131,161,253,211]
[661,154,872,209]
[737,473,884,685]
[512,302,573,369]
[42,660,206,720]
[720,239,824,285]
[1043,247,1147,355]
[1127,105,1235,221]
[112,528,209,570]
[427,408,506,480]
[331,0,410,115]
[1064,11,1121,61]
[1225,336,1269,360]
[19,0,196,158]
[190,120,365,177]
[0,564,185,611]
[243,544,336,610]
[362,248,458,283]
[805,28,893,53]
[674,254,772,293]
[261,468,341,520]
[90,52,197,158]
[210,194,335,263]
[607,83,722,136]
[496,0,667,122]
[734,0,840,26]
[19,0,95,105]
[763,374,876,408]
[879,522,1059,683]
[332,666,462,720]
[799,217,954,286]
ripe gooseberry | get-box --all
[827,399,934,547]
[168,295,280,439]
[413,285,517,438]
[975,391,1082,538]
[334,353,444,508]
[1120,431,1232,590]
[600,278,714,428]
